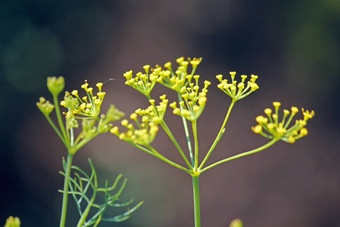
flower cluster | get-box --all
[252,102,315,143]
[37,77,125,154]
[216,72,259,101]
[170,78,211,121]
[157,57,202,91]
[60,81,106,119]
[110,96,168,146]
[36,97,54,116]
[123,65,162,96]
[4,216,21,227]
[117,57,211,144]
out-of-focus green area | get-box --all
[1,0,339,226]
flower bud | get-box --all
[5,216,21,227]
[229,218,243,227]
[36,97,54,116]
[47,76,65,96]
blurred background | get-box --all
[1,0,339,226]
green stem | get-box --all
[200,139,278,173]
[75,131,100,153]
[192,120,199,170]
[178,93,194,166]
[161,122,193,170]
[44,115,68,147]
[53,95,68,143]
[199,99,236,170]
[129,142,193,175]
[59,153,74,227]
[145,93,193,170]
[192,175,201,227]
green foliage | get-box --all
[60,159,143,227]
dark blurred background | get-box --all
[1,0,339,226]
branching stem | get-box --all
[200,139,278,173]
[199,99,236,170]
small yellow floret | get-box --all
[229,71,236,77]
[264,108,272,115]
[96,82,103,91]
[143,65,150,73]
[273,102,281,108]
[291,106,299,113]
[81,80,88,89]
[121,119,129,126]
[130,113,137,120]
[164,62,171,69]
[110,126,119,134]
[300,128,308,136]
[71,90,78,96]
[252,125,262,134]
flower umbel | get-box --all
[37,78,125,154]
[60,81,106,120]
[111,118,159,146]
[115,57,316,227]
[157,57,203,92]
[37,77,140,227]
[216,72,259,101]
[111,96,168,146]
[123,65,162,96]
[252,102,315,143]
[136,95,169,123]
[170,78,211,121]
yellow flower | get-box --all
[111,117,159,146]
[217,72,259,101]
[135,95,169,124]
[252,102,315,143]
[123,65,162,96]
[111,96,168,146]
[61,80,107,119]
[157,57,203,92]
[170,78,211,121]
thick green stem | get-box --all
[59,153,74,227]
[192,175,201,227]
[199,99,236,170]
[200,139,278,173]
